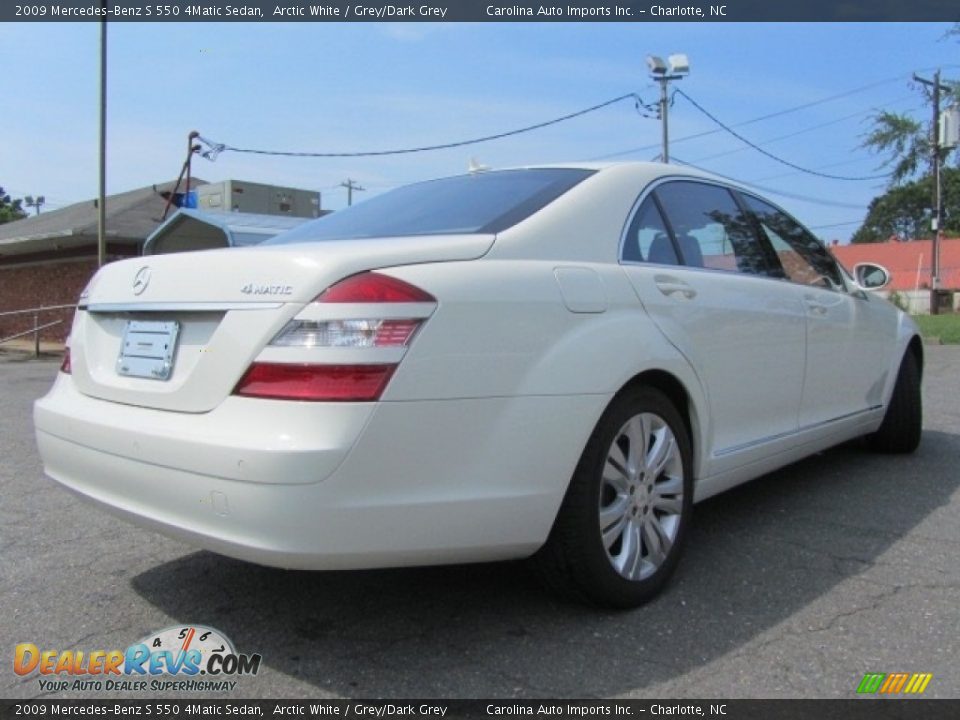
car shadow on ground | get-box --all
[132,430,960,697]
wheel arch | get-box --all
[614,369,704,482]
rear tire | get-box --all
[533,387,693,608]
[866,351,922,454]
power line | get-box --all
[672,157,870,210]
[588,65,960,162]
[685,97,919,165]
[809,219,864,230]
[674,89,892,181]
[197,93,642,160]
[749,154,907,183]
[589,74,909,161]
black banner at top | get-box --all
[1,700,960,720]
[2,0,958,22]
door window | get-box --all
[622,196,680,265]
[654,181,776,276]
[741,194,844,289]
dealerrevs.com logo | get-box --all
[14,625,261,693]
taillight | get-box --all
[234,363,395,402]
[319,272,435,303]
[235,272,434,402]
[270,318,421,349]
[60,348,71,374]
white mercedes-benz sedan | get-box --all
[34,162,922,607]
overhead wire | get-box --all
[197,93,643,160]
[672,157,871,210]
[589,74,909,161]
[685,97,920,165]
[674,89,892,181]
[809,220,865,230]
[588,65,960,162]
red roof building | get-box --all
[831,237,960,292]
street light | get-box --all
[647,53,690,163]
[24,195,45,216]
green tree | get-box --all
[0,187,26,224]
[852,167,960,243]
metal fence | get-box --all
[0,304,74,357]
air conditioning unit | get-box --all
[195,180,321,218]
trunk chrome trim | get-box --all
[82,302,285,313]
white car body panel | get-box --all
[33,162,920,571]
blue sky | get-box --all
[2,21,958,241]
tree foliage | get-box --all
[0,187,26,224]
[852,167,960,243]
[862,111,930,185]
[861,27,959,187]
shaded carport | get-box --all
[143,208,321,255]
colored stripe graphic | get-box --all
[857,672,933,694]
[857,673,886,694]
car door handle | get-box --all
[655,276,697,300]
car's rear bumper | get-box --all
[34,374,608,570]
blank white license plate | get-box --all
[116,320,180,381]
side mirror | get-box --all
[853,262,891,291]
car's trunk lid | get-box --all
[69,235,493,413]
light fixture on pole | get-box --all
[24,195,45,216]
[647,53,690,164]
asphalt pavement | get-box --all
[2,348,958,699]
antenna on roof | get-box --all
[468,157,491,174]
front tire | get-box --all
[533,387,693,608]
[866,350,922,454]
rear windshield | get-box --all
[265,168,595,244]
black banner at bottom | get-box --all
[1,700,959,720]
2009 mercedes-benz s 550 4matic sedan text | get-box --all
[34,163,922,607]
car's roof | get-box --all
[494,161,747,191]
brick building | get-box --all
[0,180,205,343]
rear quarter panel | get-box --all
[383,260,710,481]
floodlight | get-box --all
[668,54,690,74]
[646,55,667,74]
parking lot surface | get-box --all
[2,348,958,699]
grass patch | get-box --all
[912,313,960,344]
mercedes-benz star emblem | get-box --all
[132,266,151,295]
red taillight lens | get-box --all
[319,272,435,303]
[60,348,71,374]
[373,319,421,347]
[233,363,396,402]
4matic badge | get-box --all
[13,625,261,693]
[240,283,293,296]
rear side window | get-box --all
[266,168,595,244]
[622,196,680,265]
[654,181,775,277]
[741,194,844,289]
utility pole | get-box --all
[97,7,107,268]
[913,69,951,314]
[341,178,365,207]
[647,54,690,164]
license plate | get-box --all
[117,320,181,381]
